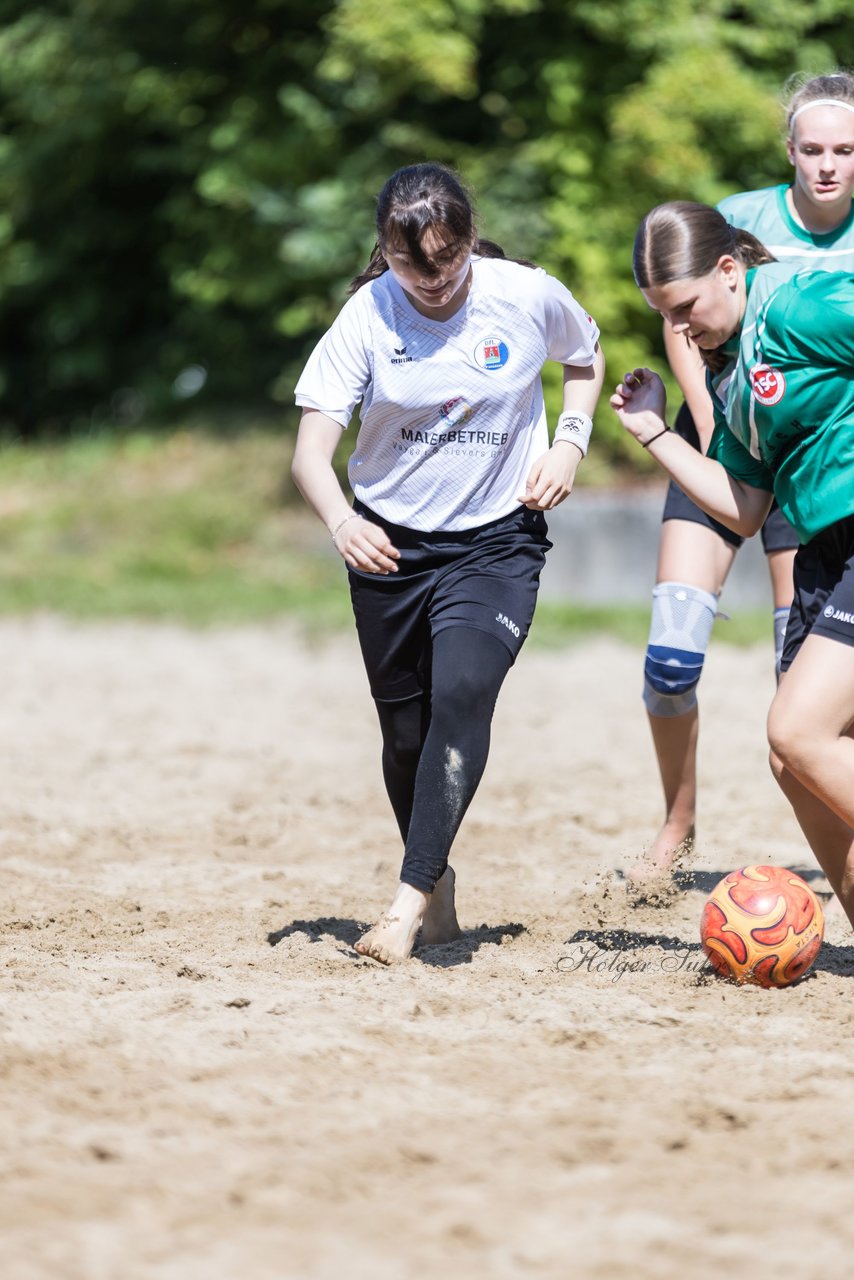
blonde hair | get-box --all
[785,71,854,135]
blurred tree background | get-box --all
[0,0,851,458]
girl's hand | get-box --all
[517,441,581,510]
[334,516,400,574]
[610,367,668,444]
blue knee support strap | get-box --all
[773,606,789,684]
[643,582,718,717]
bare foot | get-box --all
[354,882,429,965]
[419,866,462,948]
[626,824,695,906]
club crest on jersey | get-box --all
[440,396,474,427]
[474,335,509,370]
[749,364,786,406]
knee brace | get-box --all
[643,582,718,717]
[773,606,789,684]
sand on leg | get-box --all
[626,708,698,901]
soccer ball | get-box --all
[700,864,824,988]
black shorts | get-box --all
[662,403,799,555]
[781,513,854,673]
[348,503,551,700]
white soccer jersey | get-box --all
[294,256,599,531]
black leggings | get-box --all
[373,626,513,893]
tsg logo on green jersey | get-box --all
[749,364,786,406]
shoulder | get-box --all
[717,185,784,228]
[759,262,837,303]
[472,256,547,293]
[754,260,803,285]
[328,274,393,332]
[473,256,585,312]
[750,260,805,304]
[348,273,393,311]
[759,266,843,341]
[781,268,854,314]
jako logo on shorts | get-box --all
[475,336,510,370]
[749,364,786,405]
[495,612,520,637]
[825,605,854,624]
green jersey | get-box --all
[718,184,854,273]
[706,262,854,544]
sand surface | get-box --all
[2,616,852,1279]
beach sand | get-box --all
[2,617,852,1279]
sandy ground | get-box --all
[2,615,853,1280]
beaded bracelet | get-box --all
[331,513,363,547]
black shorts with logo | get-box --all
[781,513,854,673]
[662,403,799,555]
[347,503,552,701]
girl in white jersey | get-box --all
[630,72,854,899]
[292,163,605,964]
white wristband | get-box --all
[553,411,593,456]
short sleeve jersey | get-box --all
[294,256,599,531]
[718,183,854,272]
[706,262,854,542]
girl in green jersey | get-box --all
[633,72,854,899]
[611,200,854,930]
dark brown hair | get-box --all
[633,202,776,371]
[348,163,528,294]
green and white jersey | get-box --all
[707,262,854,543]
[718,184,854,272]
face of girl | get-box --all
[382,226,474,317]
[787,104,854,214]
[641,256,745,348]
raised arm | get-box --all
[610,368,773,537]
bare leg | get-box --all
[628,709,698,894]
[768,640,854,929]
[770,751,854,927]
[628,520,736,891]
[419,865,462,947]
[354,882,430,965]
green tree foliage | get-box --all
[0,0,851,448]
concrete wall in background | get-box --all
[540,485,775,609]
